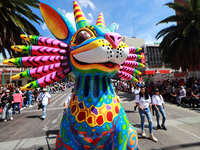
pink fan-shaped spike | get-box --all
[118,71,137,82]
[30,62,69,77]
[129,46,142,54]
[38,37,68,49]
[37,68,71,87]
[21,56,67,67]
[31,46,68,56]
[122,61,144,68]
[126,54,140,61]
[120,66,135,74]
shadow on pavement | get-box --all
[26,115,41,119]
[151,142,200,150]
[37,147,44,150]
[46,130,59,150]
[125,110,135,113]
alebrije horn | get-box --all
[96,12,106,28]
[73,1,90,30]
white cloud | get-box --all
[58,8,76,30]
[77,0,96,10]
[87,13,94,24]
[42,23,48,30]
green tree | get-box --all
[0,0,43,58]
[156,0,200,71]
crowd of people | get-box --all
[0,82,74,122]
[115,77,200,108]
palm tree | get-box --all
[155,0,200,71]
[0,0,43,58]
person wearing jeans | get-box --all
[136,86,158,142]
[152,89,167,130]
[38,88,51,120]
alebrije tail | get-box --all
[21,68,71,91]
[11,45,68,56]
[3,56,67,67]
[122,61,145,68]
[129,46,142,54]
[20,35,68,49]
[12,62,69,79]
[120,66,142,75]
[118,71,138,82]
[126,54,144,61]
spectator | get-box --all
[64,88,74,113]
[38,88,51,120]
[191,90,199,109]
[134,84,141,111]
[177,86,186,106]
[152,89,167,130]
[13,90,23,114]
[136,86,158,142]
[1,90,14,122]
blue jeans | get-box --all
[2,103,12,119]
[42,105,47,119]
[13,103,21,113]
[139,107,153,133]
[155,105,166,125]
[27,97,32,106]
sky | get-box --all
[33,0,177,44]
[30,0,176,45]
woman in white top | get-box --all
[152,89,167,130]
[136,86,158,142]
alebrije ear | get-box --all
[73,1,90,30]
[40,2,76,44]
[96,12,106,28]
[109,23,117,32]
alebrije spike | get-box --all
[120,66,142,75]
[122,61,145,68]
[129,46,142,54]
[3,56,68,67]
[12,62,69,79]
[73,1,90,30]
[118,71,138,82]
[126,54,144,61]
[20,34,39,45]
[11,45,30,54]
[96,12,106,28]
[20,68,71,90]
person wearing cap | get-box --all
[134,84,141,111]
[38,88,51,120]
[64,88,74,113]
[152,89,167,130]
[177,86,186,106]
[1,90,14,122]
[136,86,158,142]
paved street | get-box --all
[0,89,200,150]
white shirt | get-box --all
[136,94,151,109]
[134,88,140,101]
[38,92,51,105]
[64,94,72,108]
[179,89,186,97]
[152,94,164,106]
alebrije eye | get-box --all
[75,31,91,44]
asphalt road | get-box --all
[0,89,200,150]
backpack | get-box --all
[25,91,29,98]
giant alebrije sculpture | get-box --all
[3,1,145,149]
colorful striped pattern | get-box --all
[12,62,69,79]
[21,68,71,90]
[3,56,67,67]
[122,61,145,68]
[73,1,89,30]
[120,66,142,75]
[129,46,142,54]
[118,71,138,82]
[126,54,144,61]
[20,35,68,49]
[11,45,68,56]
[96,12,106,28]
